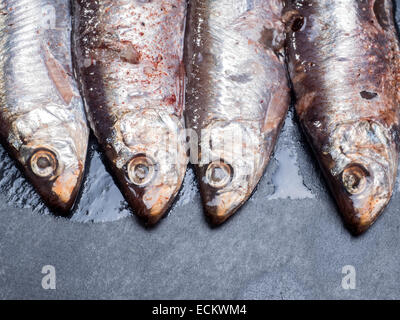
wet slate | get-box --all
[1,1,400,299]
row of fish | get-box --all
[0,0,398,234]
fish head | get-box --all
[324,120,398,234]
[12,108,89,213]
[197,122,266,225]
[115,110,188,225]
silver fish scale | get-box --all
[187,0,286,130]
[75,0,185,115]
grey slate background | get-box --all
[1,2,400,300]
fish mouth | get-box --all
[121,153,185,225]
[202,190,246,225]
[199,160,249,225]
[330,161,394,235]
[26,147,84,213]
[130,184,180,226]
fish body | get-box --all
[185,0,290,224]
[0,0,89,212]
[72,0,188,225]
[284,0,400,234]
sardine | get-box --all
[0,0,89,212]
[185,0,290,224]
[72,0,188,225]
[284,0,400,234]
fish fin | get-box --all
[42,44,76,105]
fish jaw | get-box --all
[317,120,398,235]
[326,161,396,235]
[113,171,184,225]
[198,171,248,225]
[196,122,267,225]
[110,109,188,225]
[198,159,263,225]
[14,132,88,214]
[24,153,85,213]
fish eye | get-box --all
[205,161,233,189]
[127,154,156,187]
[29,149,58,179]
[341,164,370,195]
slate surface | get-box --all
[1,2,400,300]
